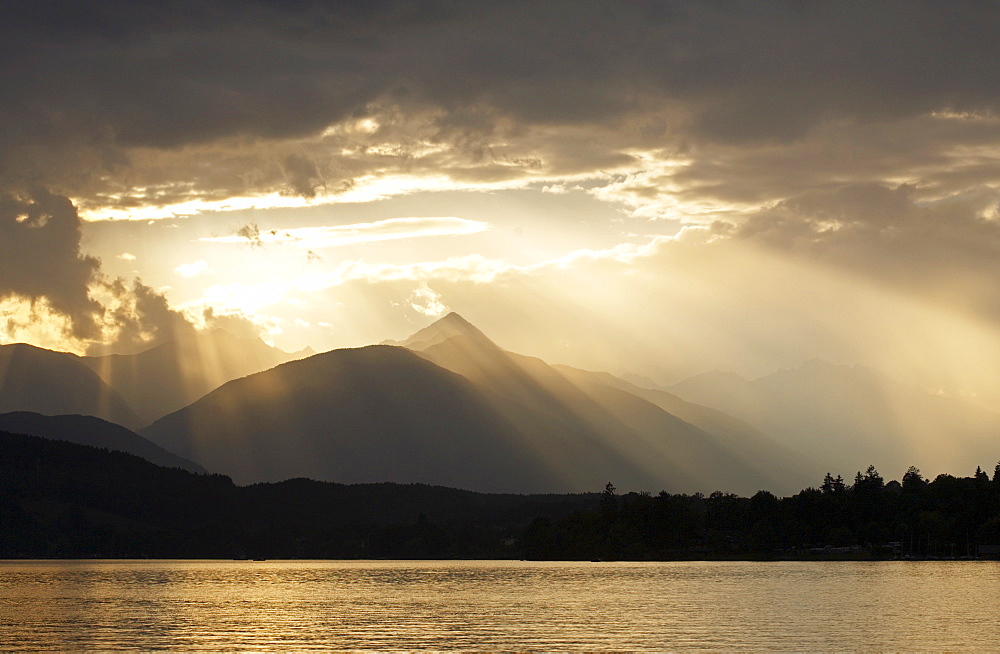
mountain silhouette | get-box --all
[407,314,812,493]
[81,328,309,422]
[669,359,1000,478]
[143,313,810,494]
[0,411,205,473]
[384,312,490,350]
[142,344,572,491]
[550,365,816,490]
[0,343,143,429]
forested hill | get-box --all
[0,430,596,559]
[2,429,999,561]
[522,467,1000,561]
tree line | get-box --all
[4,429,1000,560]
[522,465,1000,560]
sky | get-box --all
[3,0,1000,404]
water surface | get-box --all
[1,560,997,650]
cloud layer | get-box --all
[4,2,998,209]
[2,1,1000,404]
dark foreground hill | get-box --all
[5,430,1000,561]
[0,431,596,559]
[0,343,142,430]
[0,412,205,473]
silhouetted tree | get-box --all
[862,465,884,489]
[601,481,618,521]
[11,428,1000,561]
[902,466,925,491]
[821,473,847,495]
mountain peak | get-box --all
[389,312,492,351]
[438,311,471,325]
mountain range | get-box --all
[140,313,810,494]
[3,312,997,494]
[0,330,308,426]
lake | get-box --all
[1,559,997,650]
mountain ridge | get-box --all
[80,328,309,422]
[0,411,205,473]
[0,343,143,430]
[141,316,811,494]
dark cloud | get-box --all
[3,1,999,199]
[202,306,267,342]
[0,187,210,351]
[0,190,102,338]
[236,223,264,248]
[91,277,198,354]
[282,153,325,198]
[4,0,1000,365]
[732,182,1000,321]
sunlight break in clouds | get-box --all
[200,217,489,249]
[174,260,211,278]
[408,282,449,317]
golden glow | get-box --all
[78,192,316,222]
[0,298,88,354]
[199,217,489,249]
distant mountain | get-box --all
[142,317,805,495]
[382,312,487,350]
[619,372,664,391]
[81,329,310,423]
[143,344,571,492]
[669,359,1000,479]
[406,313,812,493]
[0,343,143,429]
[550,365,816,490]
[0,411,205,473]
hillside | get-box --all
[0,343,142,430]
[0,411,204,473]
[81,329,311,423]
[142,314,812,494]
[409,314,812,493]
[142,344,576,492]
[0,431,595,559]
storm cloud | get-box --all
[3,1,999,206]
[0,190,102,338]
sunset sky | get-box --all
[3,1,1000,404]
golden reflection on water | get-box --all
[0,560,998,651]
